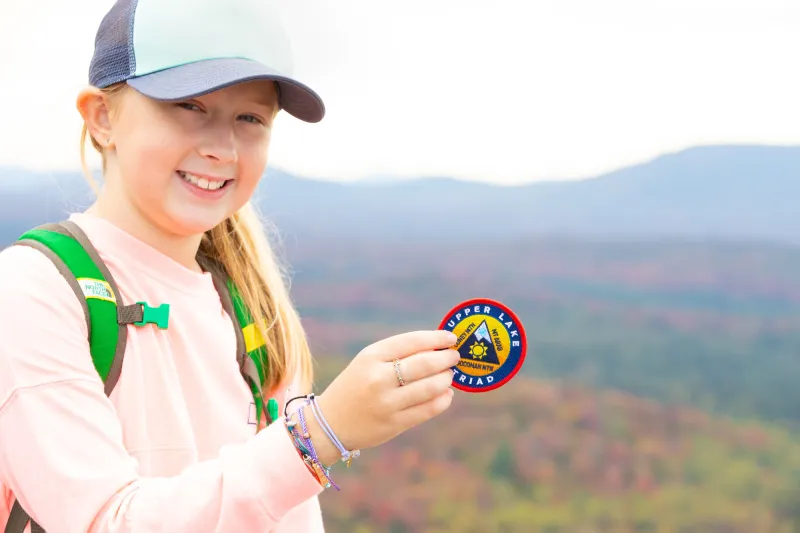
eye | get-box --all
[176,102,202,112]
[238,114,265,125]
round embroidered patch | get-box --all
[438,298,527,393]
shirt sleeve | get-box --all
[0,244,324,533]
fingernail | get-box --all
[445,331,457,343]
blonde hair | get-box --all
[79,82,314,393]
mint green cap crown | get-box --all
[88,0,325,123]
[131,0,294,78]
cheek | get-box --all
[115,123,186,187]
[234,141,270,195]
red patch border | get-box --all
[438,298,528,393]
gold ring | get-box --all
[393,358,406,386]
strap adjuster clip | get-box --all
[134,302,170,329]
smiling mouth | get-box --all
[177,170,232,191]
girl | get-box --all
[0,0,459,531]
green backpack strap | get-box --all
[14,221,132,394]
[7,220,139,533]
[202,257,278,426]
[229,280,280,426]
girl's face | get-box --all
[100,80,279,240]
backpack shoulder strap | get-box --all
[228,279,280,425]
[198,255,278,425]
[4,501,43,533]
[14,221,129,393]
[6,220,132,533]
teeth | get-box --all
[178,171,227,191]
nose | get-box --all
[197,123,238,165]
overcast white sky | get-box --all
[1,0,799,184]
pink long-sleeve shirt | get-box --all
[0,212,326,532]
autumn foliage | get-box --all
[315,364,800,532]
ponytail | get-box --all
[199,204,314,392]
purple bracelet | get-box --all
[308,394,360,467]
[298,405,340,490]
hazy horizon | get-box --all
[4,141,800,187]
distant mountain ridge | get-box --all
[2,144,799,245]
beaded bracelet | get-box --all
[284,393,361,469]
[298,405,340,490]
[287,436,322,486]
[285,417,329,488]
[284,406,340,490]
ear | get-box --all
[76,86,114,149]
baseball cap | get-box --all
[88,0,325,123]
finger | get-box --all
[390,368,454,411]
[391,349,460,385]
[367,330,457,362]
[395,388,455,429]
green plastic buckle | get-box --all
[267,398,279,423]
[134,302,170,329]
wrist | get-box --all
[291,406,340,468]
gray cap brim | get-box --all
[127,58,325,123]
